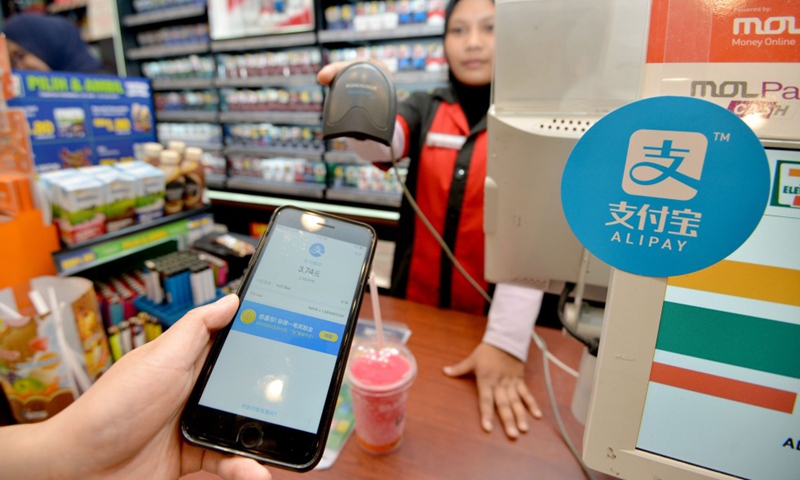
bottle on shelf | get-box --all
[182,146,206,210]
[159,150,185,215]
[143,142,164,166]
[167,140,187,161]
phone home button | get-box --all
[239,423,263,449]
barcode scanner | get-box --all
[322,61,397,146]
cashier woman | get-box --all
[318,0,545,439]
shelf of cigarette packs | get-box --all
[224,124,328,200]
[154,89,220,123]
[122,0,207,28]
[122,0,211,61]
[318,0,446,43]
[323,139,406,208]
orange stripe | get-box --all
[789,168,800,177]
[650,362,796,414]
[668,260,800,307]
[646,0,668,63]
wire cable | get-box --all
[532,330,599,480]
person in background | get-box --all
[318,0,545,439]
[0,295,273,480]
[4,13,104,73]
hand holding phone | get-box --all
[182,206,377,471]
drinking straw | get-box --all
[368,271,385,350]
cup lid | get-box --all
[346,339,417,393]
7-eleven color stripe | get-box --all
[791,168,800,207]
[650,362,797,414]
[651,302,800,414]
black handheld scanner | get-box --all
[322,62,397,146]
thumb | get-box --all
[317,62,347,86]
[443,355,476,378]
[154,294,240,365]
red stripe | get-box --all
[649,362,797,414]
[396,115,411,159]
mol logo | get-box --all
[690,81,798,118]
[733,16,800,35]
[691,81,759,98]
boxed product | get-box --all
[114,161,166,223]
[81,165,137,232]
[49,173,107,245]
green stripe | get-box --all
[656,302,800,379]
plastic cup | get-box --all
[346,338,417,454]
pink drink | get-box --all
[346,340,417,454]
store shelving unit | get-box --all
[151,77,215,90]
[317,23,443,43]
[155,110,219,123]
[224,145,324,161]
[113,0,449,234]
[120,3,206,28]
[126,42,210,61]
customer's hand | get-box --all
[444,342,542,439]
[0,294,272,480]
[317,58,393,86]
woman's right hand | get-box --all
[317,59,393,86]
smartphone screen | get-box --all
[182,206,376,470]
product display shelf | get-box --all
[157,137,223,152]
[324,150,365,164]
[394,70,449,84]
[215,74,319,88]
[225,177,326,199]
[219,111,321,125]
[325,187,402,208]
[317,24,444,44]
[224,145,324,161]
[52,205,213,277]
[151,78,215,91]
[206,173,227,189]
[113,1,449,223]
[122,3,207,28]
[127,42,210,61]
[210,31,317,53]
[207,189,400,221]
[155,110,219,123]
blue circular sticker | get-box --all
[561,96,770,278]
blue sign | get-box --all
[561,96,770,277]
[8,71,156,172]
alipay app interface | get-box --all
[199,224,367,433]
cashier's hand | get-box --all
[444,342,543,439]
[42,294,272,480]
[317,59,393,86]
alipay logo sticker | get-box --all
[623,130,707,200]
[561,96,770,278]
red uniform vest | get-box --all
[390,87,490,315]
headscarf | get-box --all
[4,13,103,73]
[444,0,493,130]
